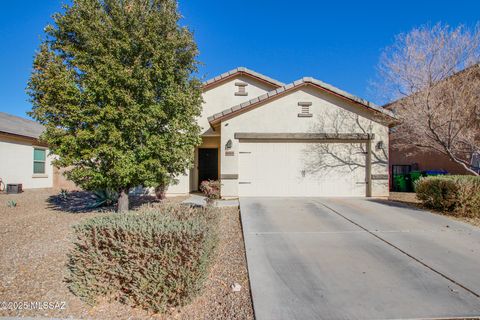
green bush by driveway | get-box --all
[415,176,480,217]
[67,205,218,313]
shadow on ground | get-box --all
[47,191,160,213]
[367,198,425,211]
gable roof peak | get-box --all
[203,67,284,90]
[208,76,396,125]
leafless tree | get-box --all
[303,109,388,174]
[375,23,480,175]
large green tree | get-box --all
[28,0,202,212]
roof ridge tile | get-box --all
[203,67,284,88]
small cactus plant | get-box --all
[7,200,17,208]
[59,188,69,200]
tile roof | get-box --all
[0,112,44,139]
[208,77,397,124]
[203,67,285,89]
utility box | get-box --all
[6,184,23,194]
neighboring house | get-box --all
[386,143,469,176]
[384,65,480,181]
[0,112,78,190]
[167,67,397,198]
[384,96,471,177]
[0,112,53,189]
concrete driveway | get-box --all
[240,197,480,320]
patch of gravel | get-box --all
[388,192,421,204]
[172,206,254,320]
[0,189,253,319]
[389,191,480,228]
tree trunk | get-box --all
[117,188,129,213]
[155,184,167,201]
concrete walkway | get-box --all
[182,193,239,207]
[240,197,480,320]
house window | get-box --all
[297,102,312,117]
[33,148,46,174]
[235,82,248,96]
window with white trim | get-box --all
[33,148,46,174]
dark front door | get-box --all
[198,148,218,188]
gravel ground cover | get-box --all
[388,192,422,204]
[0,189,253,319]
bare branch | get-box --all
[375,23,480,175]
[303,109,388,173]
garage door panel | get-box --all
[239,142,365,197]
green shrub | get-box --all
[415,175,480,217]
[67,204,218,313]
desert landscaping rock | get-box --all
[231,283,242,292]
[0,189,253,320]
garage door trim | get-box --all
[234,132,375,142]
[235,132,373,197]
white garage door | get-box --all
[238,142,366,197]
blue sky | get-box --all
[1,0,479,119]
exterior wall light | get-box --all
[226,139,232,150]
[376,140,384,151]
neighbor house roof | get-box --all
[208,77,397,125]
[203,67,284,90]
[383,63,480,110]
[0,112,44,139]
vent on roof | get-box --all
[297,102,312,117]
[235,82,248,96]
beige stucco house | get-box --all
[167,67,397,198]
[0,112,54,189]
[1,68,396,197]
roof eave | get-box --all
[0,130,45,143]
[208,79,397,126]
